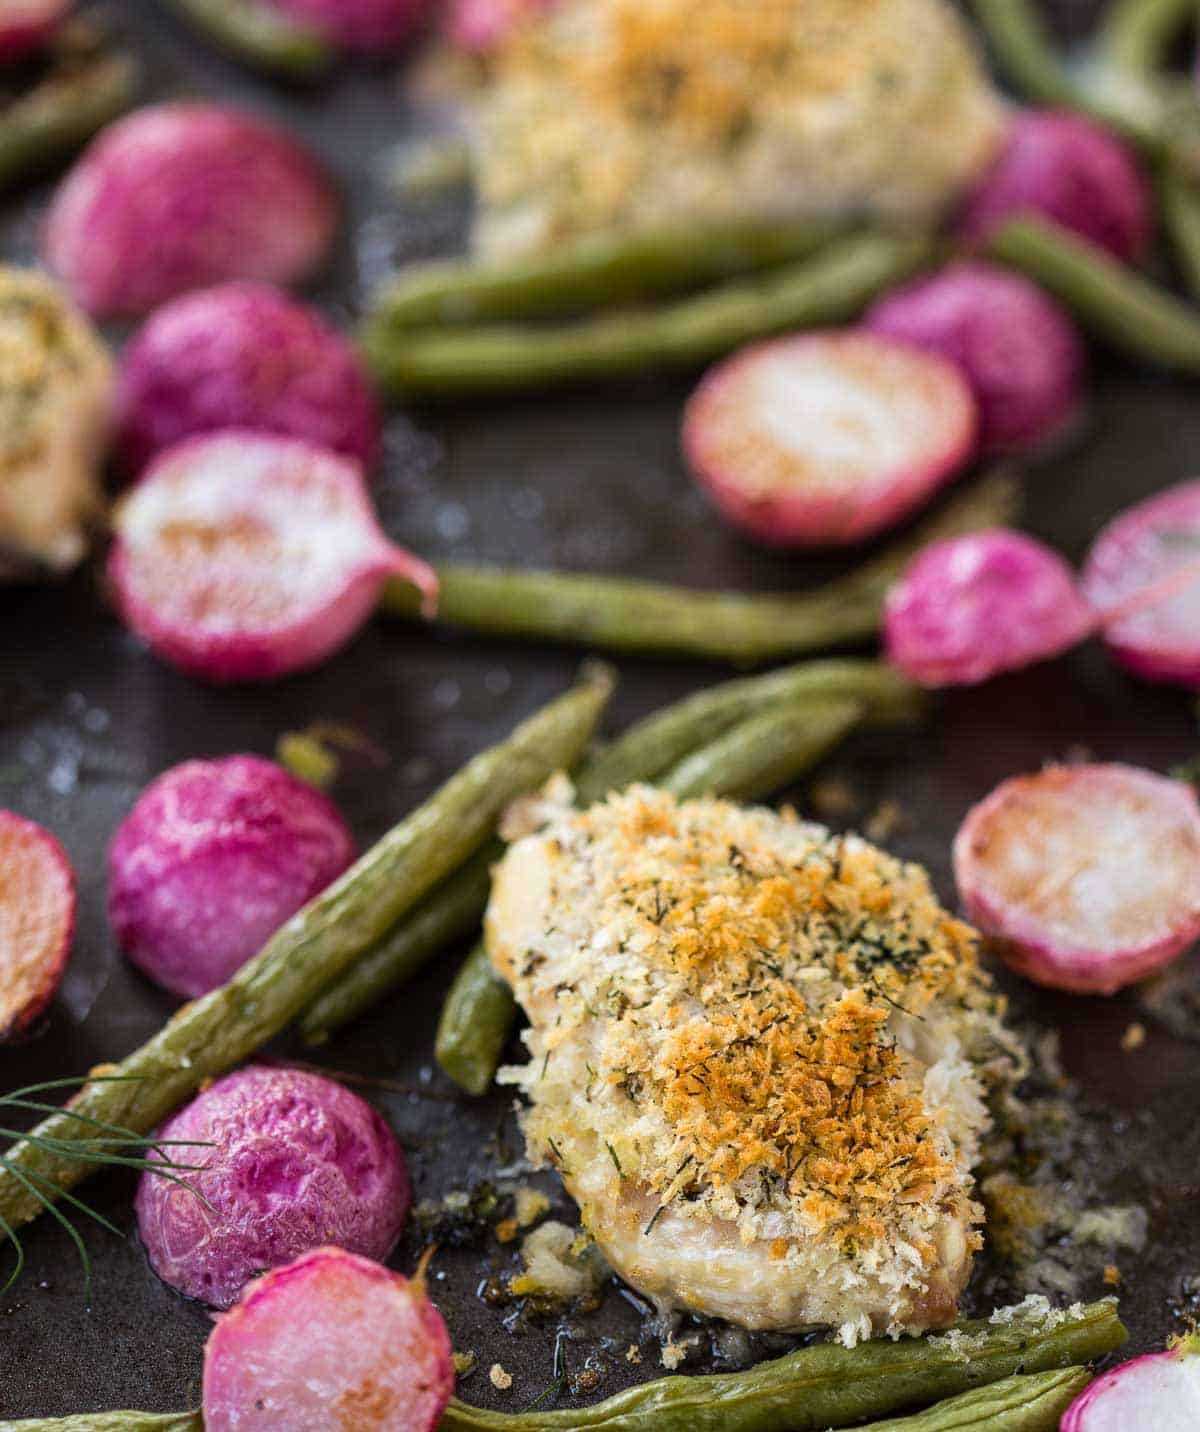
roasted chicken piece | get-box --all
[488,786,1019,1345]
[0,266,112,580]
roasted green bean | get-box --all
[157,0,333,78]
[363,231,934,395]
[369,216,852,329]
[383,473,1017,665]
[851,1367,1092,1432]
[989,215,1200,371]
[0,1416,201,1432]
[1160,162,1200,301]
[0,669,613,1234]
[1096,0,1197,76]
[440,1299,1124,1432]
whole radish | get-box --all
[0,0,69,62]
[108,755,356,998]
[959,109,1151,263]
[43,104,336,319]
[108,430,437,683]
[0,811,76,1041]
[116,284,380,475]
[866,262,1085,455]
[203,1246,453,1429]
[136,1066,410,1308]
[266,0,430,49]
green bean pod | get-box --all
[383,473,1018,665]
[435,938,516,1097]
[440,1300,1124,1432]
[0,1416,201,1432]
[852,1367,1092,1431]
[369,217,852,329]
[362,231,934,395]
[157,0,334,78]
[1160,163,1200,302]
[1095,0,1197,76]
[0,669,613,1234]
[988,215,1200,371]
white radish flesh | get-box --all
[1061,1340,1200,1430]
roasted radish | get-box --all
[108,430,436,683]
[0,811,76,1041]
[444,0,553,50]
[884,529,1092,687]
[108,755,356,997]
[681,330,977,548]
[137,1066,409,1308]
[116,283,380,475]
[0,0,69,62]
[202,1246,453,1430]
[866,262,1085,455]
[1081,478,1200,690]
[43,103,336,319]
[959,109,1151,263]
[268,0,430,49]
[1061,1336,1200,1430]
[954,764,1200,994]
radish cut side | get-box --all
[884,528,1092,687]
[682,330,978,548]
[0,811,76,1040]
[109,430,436,684]
[1061,1341,1200,1430]
[953,764,1200,994]
[202,1247,453,1431]
[1081,478,1200,690]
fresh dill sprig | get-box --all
[0,1076,210,1299]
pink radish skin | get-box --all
[43,104,336,319]
[136,1067,410,1309]
[682,330,978,549]
[959,109,1152,263]
[1081,479,1200,690]
[866,262,1085,456]
[884,529,1093,688]
[202,1246,453,1430]
[954,764,1200,995]
[0,811,76,1041]
[1061,1339,1200,1429]
[444,0,554,50]
[108,430,437,684]
[0,0,69,62]
[267,0,430,49]
[108,755,356,998]
[116,283,381,476]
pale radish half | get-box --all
[202,1247,453,1431]
[883,529,1093,687]
[0,810,76,1040]
[108,430,437,684]
[953,764,1200,994]
[1081,479,1200,690]
[681,330,978,548]
[1061,1339,1200,1430]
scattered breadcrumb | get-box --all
[495,1217,519,1243]
[865,799,904,843]
[489,1363,513,1391]
[1121,1022,1146,1052]
[1104,1265,1122,1286]
[625,1344,642,1364]
[510,1220,607,1299]
[452,1350,477,1376]
[515,1186,551,1227]
[808,776,859,819]
[660,1337,693,1371]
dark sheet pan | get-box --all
[3,0,1200,1417]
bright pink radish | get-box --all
[865,262,1085,455]
[108,430,436,683]
[203,1246,454,1430]
[108,755,356,997]
[137,1066,409,1309]
[959,109,1151,263]
[0,0,69,62]
[1081,479,1200,690]
[116,283,380,476]
[884,529,1092,688]
[43,104,336,319]
[1061,1337,1200,1430]
[444,0,554,50]
[266,0,430,49]
[954,763,1200,994]
[682,330,978,549]
[0,811,75,1041]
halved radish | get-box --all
[108,430,437,684]
[1081,479,1200,690]
[681,330,978,548]
[0,0,69,62]
[883,529,1093,688]
[0,811,76,1041]
[1061,1338,1200,1430]
[953,764,1200,994]
[202,1247,453,1431]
